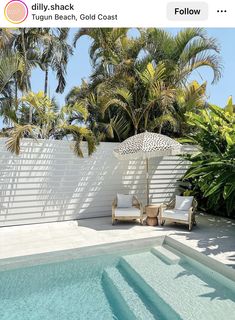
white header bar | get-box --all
[0,0,234,27]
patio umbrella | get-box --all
[113,131,182,205]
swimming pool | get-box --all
[0,237,234,320]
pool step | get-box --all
[119,253,182,320]
[119,251,235,320]
[102,267,156,320]
[151,246,180,264]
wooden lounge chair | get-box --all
[112,194,143,225]
[159,196,198,231]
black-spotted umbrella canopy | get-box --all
[113,132,182,160]
[113,132,182,205]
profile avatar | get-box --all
[4,0,28,24]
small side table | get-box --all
[145,204,160,226]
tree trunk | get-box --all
[21,29,32,123]
[158,111,165,134]
[21,29,28,92]
[14,74,18,109]
[44,64,49,96]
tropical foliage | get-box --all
[0,28,73,123]
[0,28,222,144]
[3,91,96,157]
[70,28,220,138]
[0,29,93,156]
[180,100,235,217]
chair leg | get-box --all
[161,220,165,226]
[189,223,192,231]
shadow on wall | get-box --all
[0,139,189,227]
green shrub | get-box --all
[180,102,235,217]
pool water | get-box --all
[0,244,234,320]
[0,255,120,320]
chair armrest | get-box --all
[139,201,143,215]
[133,195,141,209]
[189,206,195,215]
[188,207,193,222]
[159,203,167,216]
[112,198,117,214]
[192,198,198,212]
[166,199,175,209]
[132,196,143,217]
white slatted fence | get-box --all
[0,139,192,226]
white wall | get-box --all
[0,139,191,227]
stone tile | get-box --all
[0,214,234,267]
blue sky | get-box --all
[13,28,235,111]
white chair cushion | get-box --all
[162,209,189,221]
[117,194,133,208]
[115,207,141,217]
[175,196,193,211]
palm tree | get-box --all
[4,91,96,157]
[174,81,208,136]
[65,81,130,141]
[41,28,73,95]
[83,28,222,137]
[12,28,44,123]
[0,51,23,126]
[0,52,21,95]
[10,28,72,122]
[73,28,128,65]
[12,29,42,92]
[74,28,146,89]
[0,28,14,49]
[100,61,176,135]
[144,28,222,85]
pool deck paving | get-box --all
[0,214,234,268]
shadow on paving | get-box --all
[168,215,235,269]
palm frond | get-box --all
[60,124,96,157]
[6,124,36,155]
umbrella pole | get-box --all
[146,158,149,206]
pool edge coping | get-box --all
[164,236,235,282]
[0,235,234,284]
[0,236,165,271]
